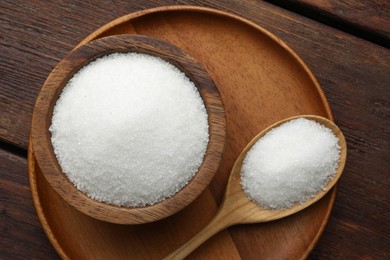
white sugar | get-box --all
[50,53,209,207]
[241,118,340,210]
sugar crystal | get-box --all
[50,53,209,207]
[241,118,340,210]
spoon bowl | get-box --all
[164,115,346,259]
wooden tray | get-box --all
[29,6,336,259]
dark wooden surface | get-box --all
[0,0,389,259]
[266,0,390,47]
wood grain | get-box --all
[266,0,390,46]
[1,0,389,259]
[31,34,226,224]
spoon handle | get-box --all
[163,207,233,260]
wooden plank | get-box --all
[0,149,59,259]
[266,0,390,46]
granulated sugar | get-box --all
[241,118,340,210]
[50,53,209,207]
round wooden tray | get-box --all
[29,6,336,259]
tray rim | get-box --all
[28,5,336,259]
[28,141,68,259]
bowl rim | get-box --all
[31,34,226,224]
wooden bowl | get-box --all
[31,35,226,224]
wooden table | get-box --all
[1,0,389,259]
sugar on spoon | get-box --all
[164,115,346,259]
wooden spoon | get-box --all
[164,115,347,260]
